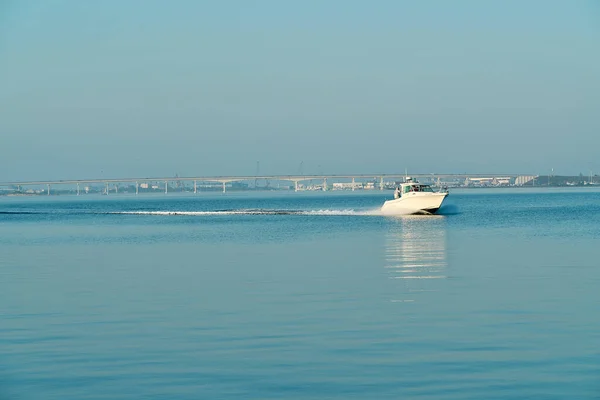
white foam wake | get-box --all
[108,209,382,216]
[304,209,380,216]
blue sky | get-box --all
[1,0,599,180]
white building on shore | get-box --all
[514,176,538,186]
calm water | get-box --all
[1,189,600,399]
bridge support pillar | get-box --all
[165,181,168,194]
[105,182,109,195]
[115,184,118,194]
[76,183,80,196]
[352,177,355,191]
[222,182,226,193]
[194,180,197,194]
[294,181,299,192]
[323,178,327,191]
[135,182,139,195]
[47,184,50,195]
[379,176,384,191]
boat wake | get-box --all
[108,209,381,216]
[3,205,458,217]
[2,207,458,217]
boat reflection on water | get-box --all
[385,215,447,301]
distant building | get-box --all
[332,182,363,190]
[465,177,512,187]
[492,177,511,186]
[515,176,537,186]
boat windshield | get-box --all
[404,184,434,193]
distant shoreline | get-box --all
[2,184,600,197]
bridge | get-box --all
[0,173,533,195]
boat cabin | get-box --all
[394,177,434,198]
[401,182,434,194]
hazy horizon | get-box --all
[1,1,599,181]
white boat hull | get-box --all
[380,192,448,215]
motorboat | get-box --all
[381,177,448,215]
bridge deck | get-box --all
[0,173,525,187]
